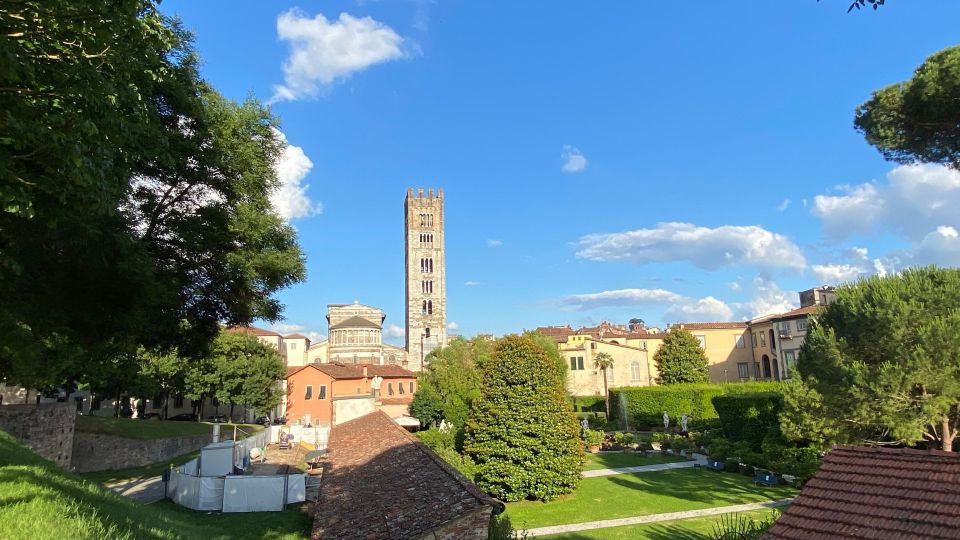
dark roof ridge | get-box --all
[831,443,960,459]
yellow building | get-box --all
[558,337,655,397]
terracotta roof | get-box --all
[312,411,497,539]
[379,397,413,405]
[765,445,960,539]
[288,363,415,380]
[672,322,748,330]
[329,315,382,330]
[535,325,575,336]
[284,333,310,340]
[285,366,306,378]
[623,332,668,339]
[770,305,821,321]
[225,325,280,337]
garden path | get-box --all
[523,498,794,537]
[106,476,165,504]
[582,454,706,478]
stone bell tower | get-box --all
[405,188,446,371]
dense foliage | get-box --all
[654,329,710,384]
[409,337,489,431]
[414,428,477,481]
[609,382,781,429]
[855,46,960,170]
[713,392,784,450]
[785,267,960,451]
[0,1,305,392]
[464,334,583,501]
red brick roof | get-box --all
[312,411,497,539]
[289,363,415,380]
[672,322,748,330]
[765,445,960,539]
[225,325,280,337]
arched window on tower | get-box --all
[427,300,433,315]
[422,301,427,315]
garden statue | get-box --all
[438,420,451,433]
[681,413,689,434]
[581,417,590,439]
[663,411,670,431]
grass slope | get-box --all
[0,430,310,540]
[76,416,263,440]
[507,468,796,529]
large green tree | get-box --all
[410,337,489,430]
[855,45,960,170]
[0,1,305,389]
[787,267,960,452]
[209,331,285,418]
[654,329,709,384]
[464,334,582,501]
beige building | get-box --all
[405,188,447,371]
[303,302,409,367]
[539,286,836,396]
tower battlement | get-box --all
[407,187,444,200]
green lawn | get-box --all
[0,429,310,540]
[583,452,685,471]
[76,415,263,440]
[78,450,200,484]
[540,509,779,539]
[506,468,796,530]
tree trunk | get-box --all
[114,391,121,417]
[229,402,235,422]
[943,415,953,452]
[603,372,610,420]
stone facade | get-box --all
[0,403,75,468]
[405,187,447,371]
[71,431,212,473]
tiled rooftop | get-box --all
[312,411,497,539]
[288,363,415,380]
[765,445,960,539]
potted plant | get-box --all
[586,429,604,453]
[621,432,635,452]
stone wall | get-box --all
[418,507,493,540]
[71,431,212,473]
[0,402,76,468]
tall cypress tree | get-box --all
[464,333,582,501]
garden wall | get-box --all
[0,402,75,468]
[71,431,212,472]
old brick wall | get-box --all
[0,402,76,468]
[71,431,212,472]
[419,507,493,540]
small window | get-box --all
[388,383,394,396]
[398,382,404,395]
[319,385,327,399]
[735,335,745,349]
[409,382,414,393]
[760,333,766,346]
[577,357,584,370]
[630,362,641,382]
[425,327,431,338]
[305,385,313,400]
[289,342,297,350]
[427,300,433,315]
[737,362,749,379]
[796,319,808,331]
[570,358,577,370]
[606,366,615,384]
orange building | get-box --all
[284,363,417,426]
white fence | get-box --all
[167,429,307,512]
[268,424,329,450]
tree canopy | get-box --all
[855,45,960,170]
[654,329,710,384]
[410,337,489,430]
[464,333,582,501]
[0,1,305,389]
[785,267,960,451]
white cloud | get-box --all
[576,222,806,271]
[777,199,791,212]
[446,321,459,331]
[913,225,960,266]
[464,280,480,286]
[272,129,322,220]
[727,281,741,291]
[561,145,588,173]
[813,164,960,242]
[271,10,407,102]
[664,296,734,322]
[271,323,304,334]
[306,331,326,343]
[734,276,798,320]
[486,239,503,247]
[811,263,865,284]
[562,288,683,310]
[384,324,405,339]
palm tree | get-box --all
[593,351,615,419]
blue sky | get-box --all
[161,1,960,344]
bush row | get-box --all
[608,382,781,429]
[570,395,606,413]
[712,391,784,450]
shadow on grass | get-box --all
[604,468,791,507]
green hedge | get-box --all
[712,391,784,450]
[570,395,606,413]
[608,382,781,429]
